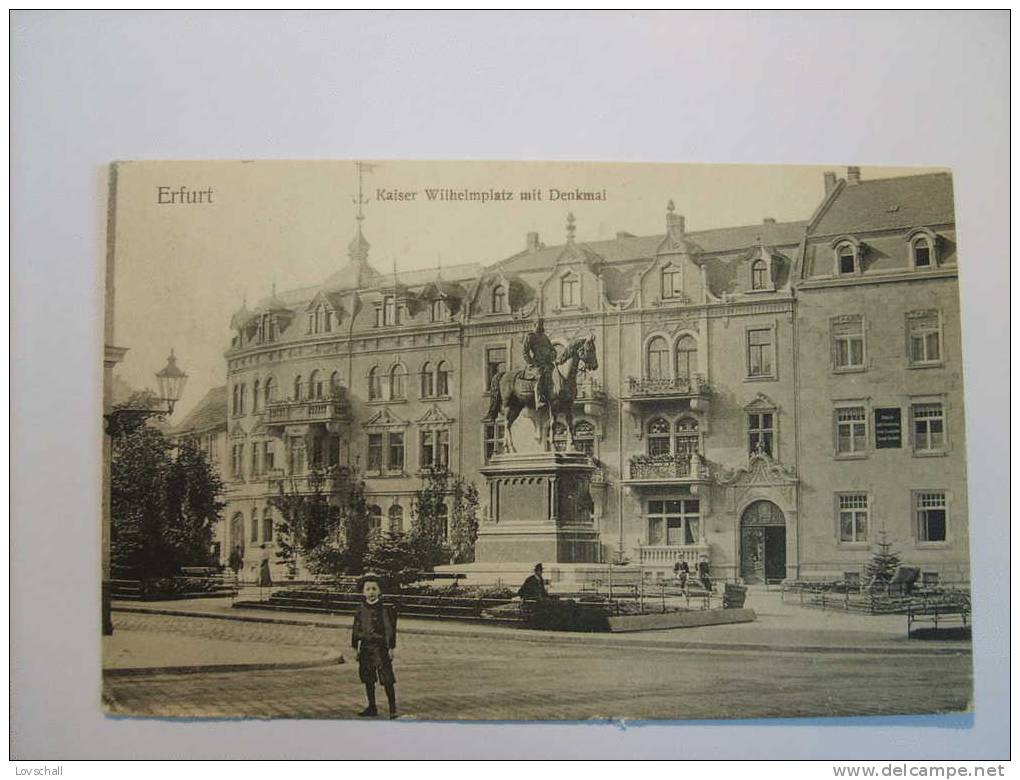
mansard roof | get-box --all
[495,221,807,275]
[809,172,954,237]
[173,385,227,435]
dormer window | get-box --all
[431,299,446,322]
[492,284,507,313]
[383,296,398,326]
[837,243,857,275]
[662,264,682,299]
[751,259,768,290]
[907,231,938,269]
[662,265,682,299]
[560,273,579,308]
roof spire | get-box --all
[566,212,576,244]
[348,162,375,272]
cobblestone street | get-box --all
[103,612,972,722]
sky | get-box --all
[109,160,944,420]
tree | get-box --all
[411,468,453,570]
[447,476,480,564]
[411,468,480,567]
[865,529,903,590]
[269,466,374,578]
[363,533,422,591]
[110,423,222,580]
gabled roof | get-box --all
[809,172,954,237]
[173,386,227,435]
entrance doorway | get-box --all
[740,500,786,584]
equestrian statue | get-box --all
[484,317,598,453]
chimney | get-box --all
[847,166,861,185]
[823,171,837,195]
[762,217,776,225]
[526,232,542,253]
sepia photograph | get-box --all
[100,159,972,723]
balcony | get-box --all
[622,374,711,403]
[574,376,606,415]
[639,544,710,569]
[264,466,354,495]
[624,453,711,485]
[266,395,351,427]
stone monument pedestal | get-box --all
[473,450,600,565]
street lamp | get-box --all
[104,350,188,436]
[102,350,187,635]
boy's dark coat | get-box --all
[351,601,397,650]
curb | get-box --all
[112,604,971,657]
[103,649,345,678]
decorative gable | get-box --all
[744,393,778,413]
[417,404,455,428]
[363,407,408,430]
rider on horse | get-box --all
[522,317,558,406]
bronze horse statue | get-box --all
[485,334,598,453]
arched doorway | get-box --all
[229,511,245,558]
[740,500,786,584]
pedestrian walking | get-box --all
[697,555,713,593]
[673,559,690,593]
[351,573,398,719]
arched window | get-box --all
[263,377,275,406]
[230,512,245,553]
[675,417,699,455]
[560,273,579,308]
[647,417,671,456]
[573,420,596,457]
[647,337,670,380]
[367,367,381,401]
[252,380,260,412]
[912,236,933,268]
[662,264,682,299]
[675,335,698,381]
[309,370,324,399]
[420,362,434,398]
[232,384,240,416]
[836,242,857,275]
[262,507,273,543]
[436,361,450,396]
[389,364,407,400]
[293,375,304,401]
[329,371,343,397]
[438,503,450,541]
[492,284,507,313]
[751,259,768,290]
[250,508,259,543]
[388,504,404,535]
[369,505,383,536]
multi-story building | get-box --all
[199,168,967,585]
[794,169,967,584]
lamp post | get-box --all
[102,350,188,635]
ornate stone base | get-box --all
[474,450,601,565]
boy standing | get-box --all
[351,573,398,719]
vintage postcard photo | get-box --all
[101,159,971,722]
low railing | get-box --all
[628,452,710,481]
[625,374,710,397]
[638,544,711,567]
[575,377,606,402]
[266,396,351,425]
[265,467,353,494]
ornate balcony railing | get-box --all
[575,376,606,402]
[265,466,354,494]
[624,374,710,398]
[266,395,351,426]
[627,453,710,481]
[639,544,711,568]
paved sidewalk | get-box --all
[112,587,970,655]
[103,628,343,676]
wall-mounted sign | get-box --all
[874,407,902,449]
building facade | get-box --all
[200,168,967,585]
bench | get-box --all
[907,601,970,637]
